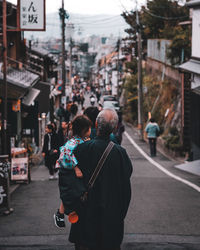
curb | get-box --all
[125,122,185,164]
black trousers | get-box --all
[148,138,157,156]
[45,154,57,176]
[75,244,121,250]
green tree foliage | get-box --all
[121,10,147,56]
[123,74,138,124]
[121,0,191,64]
[125,58,137,74]
[142,0,189,39]
[164,127,183,153]
[167,25,191,65]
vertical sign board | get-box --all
[0,172,8,210]
[0,159,9,210]
[20,0,46,31]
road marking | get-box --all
[125,131,200,193]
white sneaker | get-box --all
[54,173,58,179]
[49,175,54,180]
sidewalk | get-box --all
[175,160,200,177]
[129,123,200,178]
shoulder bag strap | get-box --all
[87,141,114,190]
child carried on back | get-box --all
[54,115,92,227]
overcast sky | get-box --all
[8,0,146,15]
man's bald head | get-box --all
[96,108,118,137]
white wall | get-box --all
[191,74,200,89]
[192,8,200,58]
[147,39,171,65]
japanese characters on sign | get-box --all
[20,0,45,30]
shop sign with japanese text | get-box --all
[20,0,46,31]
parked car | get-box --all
[103,100,120,112]
[100,95,118,106]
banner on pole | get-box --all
[20,0,46,31]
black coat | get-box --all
[57,128,69,147]
[59,136,133,249]
[42,132,60,165]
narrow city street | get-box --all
[0,118,200,249]
[1,0,200,249]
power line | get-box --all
[74,21,127,27]
[47,20,128,29]
[71,15,121,23]
[79,24,128,29]
[116,0,137,29]
[47,17,125,26]
[143,8,189,20]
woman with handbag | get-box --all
[42,124,60,180]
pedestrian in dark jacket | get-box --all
[57,121,70,147]
[42,124,60,180]
[70,103,78,121]
[59,108,133,250]
[115,112,125,145]
[83,106,99,139]
[80,93,85,108]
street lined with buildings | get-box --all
[1,0,200,249]
[0,122,200,249]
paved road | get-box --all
[0,96,200,249]
[124,125,200,237]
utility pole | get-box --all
[117,39,120,99]
[136,1,144,140]
[2,0,8,154]
[60,0,66,100]
[2,0,13,215]
[66,23,74,93]
[69,37,73,90]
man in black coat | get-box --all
[42,124,60,179]
[59,108,133,250]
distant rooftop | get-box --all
[31,46,51,56]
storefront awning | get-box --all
[0,67,40,100]
[0,81,27,99]
[22,88,40,106]
[179,59,200,75]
